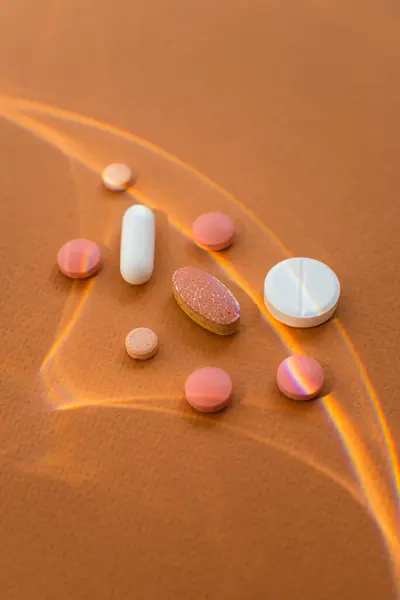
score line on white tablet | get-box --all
[264,257,340,328]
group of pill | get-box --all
[56,162,341,413]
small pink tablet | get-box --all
[276,355,324,401]
[184,367,233,413]
[57,239,101,279]
[192,212,235,251]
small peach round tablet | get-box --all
[125,327,158,360]
[192,212,235,251]
[276,355,324,401]
[102,163,134,191]
[57,239,101,279]
[185,367,233,413]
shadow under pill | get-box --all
[107,230,121,253]
[279,395,324,416]
[49,266,99,292]
[48,266,74,292]
[181,406,225,429]
[267,378,322,412]
[121,281,154,305]
[169,310,240,352]
[183,242,215,269]
[180,386,243,427]
[121,349,159,370]
[99,184,126,198]
[319,372,334,398]
[285,313,339,348]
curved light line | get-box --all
[333,319,400,511]
[0,94,292,256]
[2,95,396,486]
[40,348,364,515]
[1,95,395,499]
[323,394,400,563]
[0,110,296,359]
[40,279,95,369]
[2,106,399,578]
[56,395,363,508]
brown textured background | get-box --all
[1,1,400,598]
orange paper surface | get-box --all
[0,1,399,598]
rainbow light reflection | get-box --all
[1,101,398,587]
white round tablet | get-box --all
[264,257,340,328]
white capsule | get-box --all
[120,205,155,284]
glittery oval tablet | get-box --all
[276,355,324,401]
[102,163,134,191]
[57,239,101,279]
[125,327,158,360]
[192,212,235,251]
[185,367,233,413]
[172,267,240,335]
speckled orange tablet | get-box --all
[172,267,240,335]
[125,327,158,360]
[57,239,101,279]
[102,163,134,191]
[276,355,324,401]
[192,212,235,251]
[185,367,233,413]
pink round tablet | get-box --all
[276,355,324,401]
[57,239,101,279]
[185,367,233,413]
[192,212,235,251]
